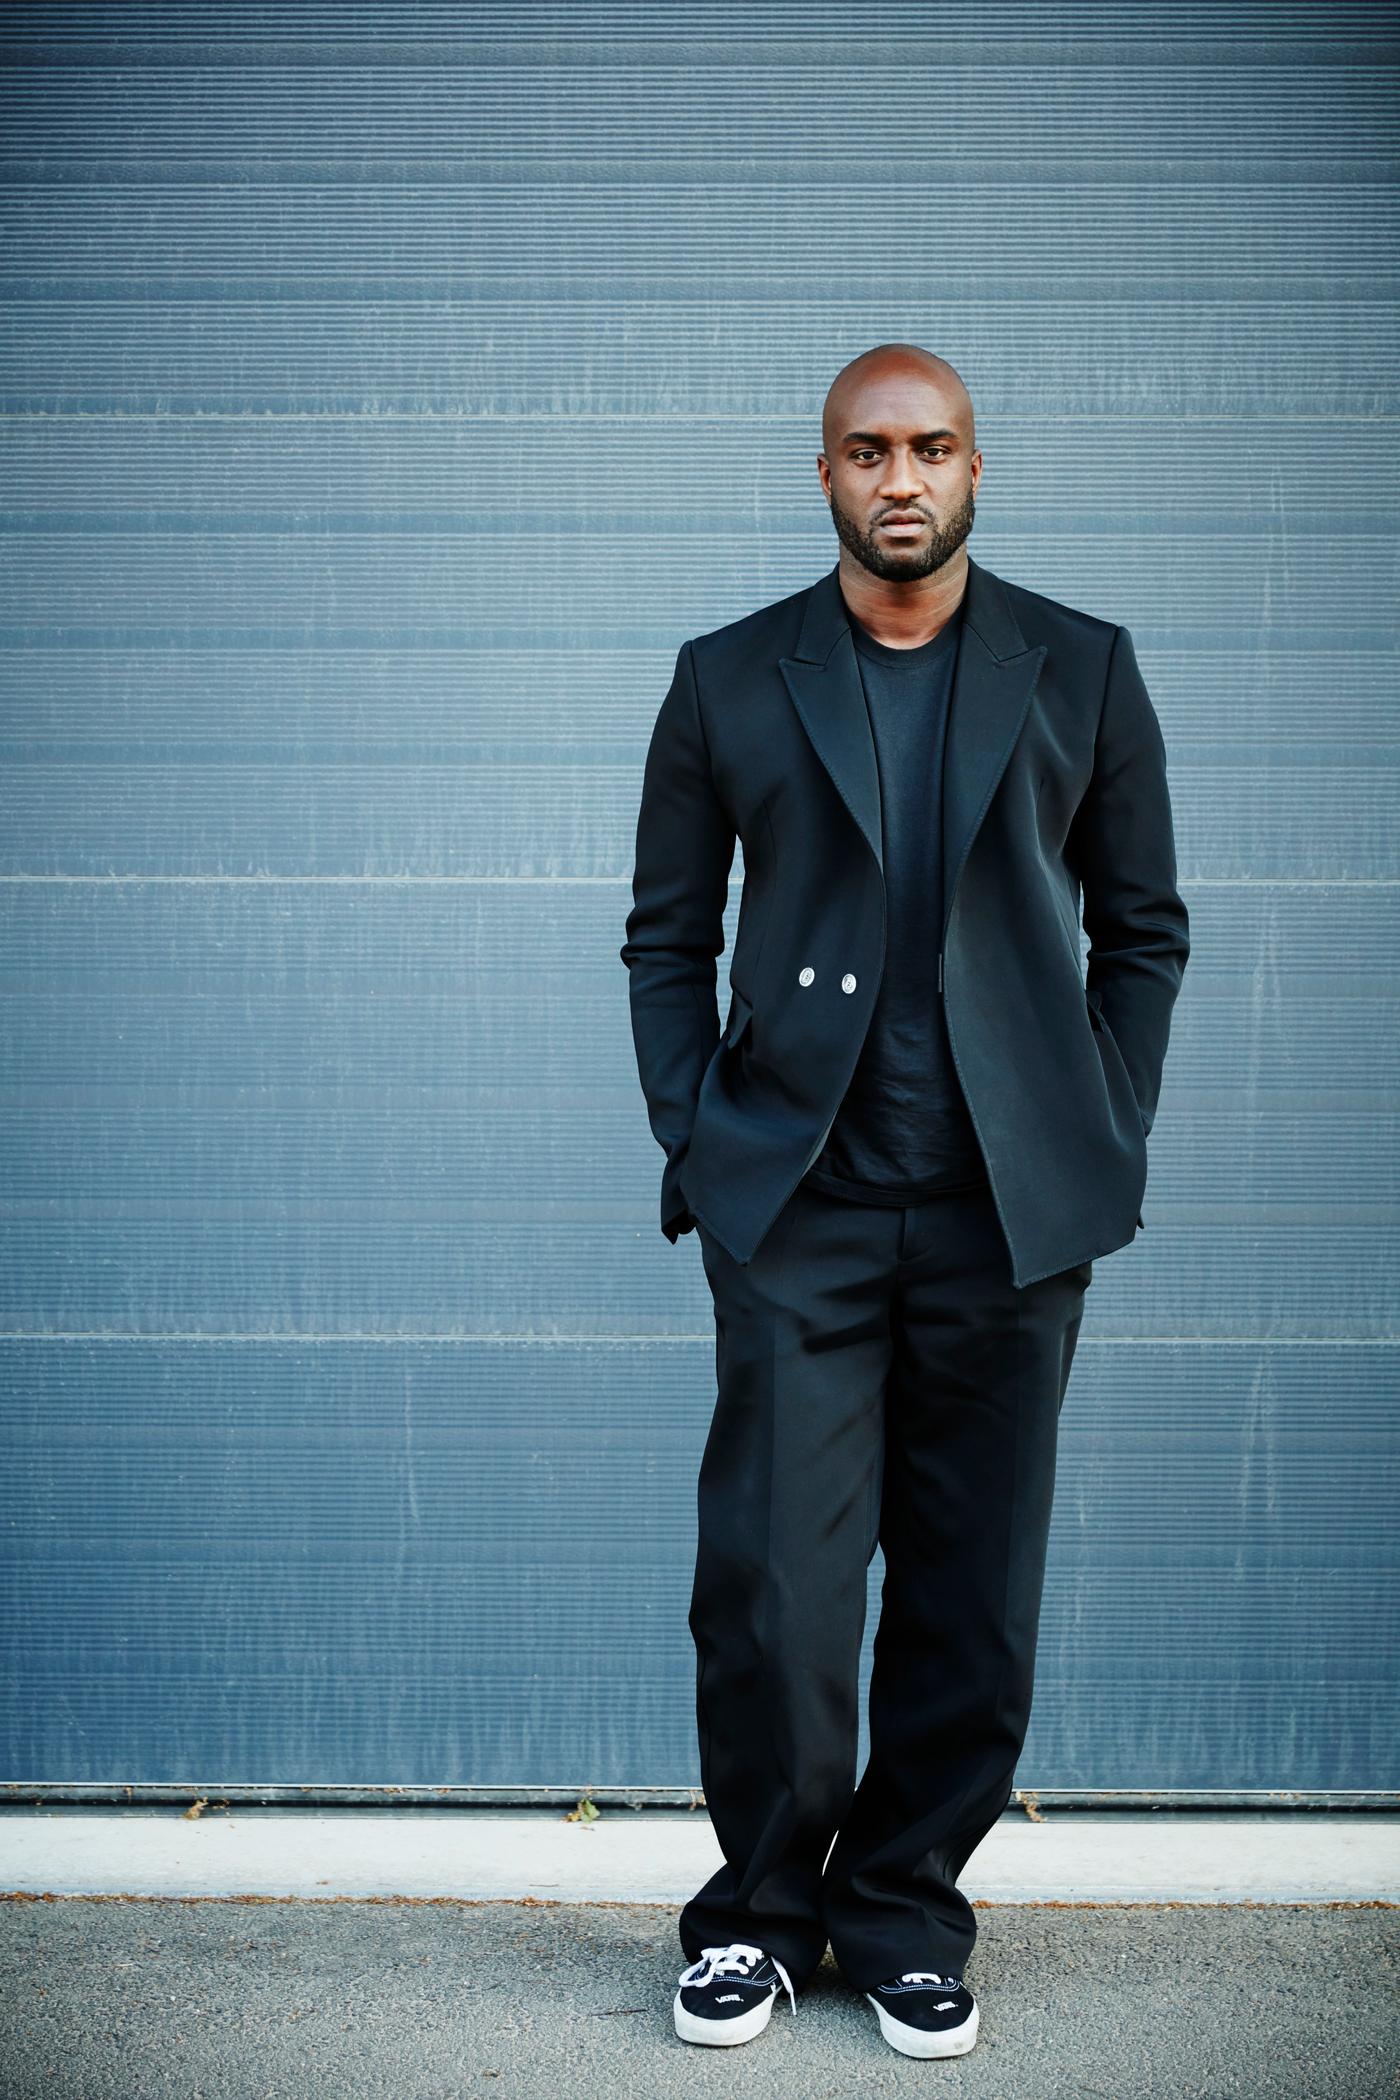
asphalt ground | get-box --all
[1,1894,1395,2099]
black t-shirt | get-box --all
[803,596,989,1205]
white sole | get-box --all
[673,1986,777,2046]
[865,1990,980,2058]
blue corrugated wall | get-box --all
[2,3,1396,1797]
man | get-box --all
[619,344,1189,2059]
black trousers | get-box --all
[679,1173,1091,1994]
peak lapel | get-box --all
[778,567,883,873]
[941,561,1047,942]
[778,556,1047,933]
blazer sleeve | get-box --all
[1070,623,1190,1138]
[619,638,737,1240]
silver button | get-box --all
[841,972,857,993]
[798,966,815,986]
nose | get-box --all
[877,448,926,501]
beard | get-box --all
[828,483,976,582]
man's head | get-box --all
[818,344,981,583]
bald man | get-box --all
[620,345,1189,2059]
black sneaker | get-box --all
[674,1941,798,2046]
[865,1969,979,2058]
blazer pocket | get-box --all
[723,985,754,1049]
[1086,987,1148,1130]
[1084,985,1121,1053]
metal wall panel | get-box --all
[2,2,1395,1797]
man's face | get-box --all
[819,373,980,582]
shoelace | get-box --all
[681,1940,799,2016]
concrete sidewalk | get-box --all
[1,1805,1397,1903]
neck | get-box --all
[836,550,970,650]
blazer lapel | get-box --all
[941,559,1048,943]
[778,568,883,874]
[779,555,1047,940]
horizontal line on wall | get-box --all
[5,1782,1396,1813]
[0,873,638,885]
[3,410,1399,424]
[0,876,1393,888]
[2,1332,1397,1347]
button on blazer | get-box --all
[620,555,1189,1288]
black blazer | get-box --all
[620,555,1189,1287]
